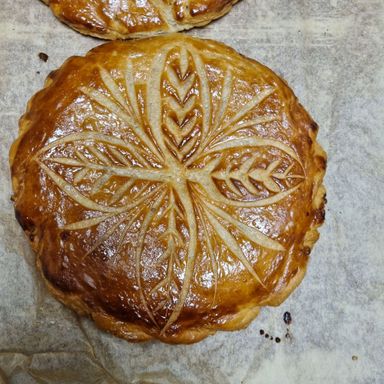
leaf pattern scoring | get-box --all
[35,42,306,333]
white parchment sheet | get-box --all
[0,1,383,383]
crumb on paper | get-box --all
[38,52,49,62]
[283,311,292,325]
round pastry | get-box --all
[10,35,326,344]
[40,0,240,39]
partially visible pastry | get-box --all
[10,35,326,344]
[41,0,239,39]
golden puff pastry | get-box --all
[10,35,326,344]
[41,0,239,39]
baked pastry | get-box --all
[40,0,239,39]
[10,34,326,344]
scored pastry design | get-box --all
[41,0,239,39]
[10,35,326,343]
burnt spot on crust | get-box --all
[15,209,35,233]
[314,207,326,225]
[316,155,327,171]
[60,230,70,241]
[99,297,153,327]
[46,69,58,82]
[41,261,79,294]
[303,246,311,256]
[315,190,327,224]
[310,121,319,132]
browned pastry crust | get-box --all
[40,0,239,39]
[10,34,326,344]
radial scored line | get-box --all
[147,48,174,162]
[161,181,198,334]
[205,200,285,251]
[135,189,167,328]
[204,209,265,286]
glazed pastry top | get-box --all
[42,0,239,39]
[11,35,326,343]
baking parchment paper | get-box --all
[0,1,383,383]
